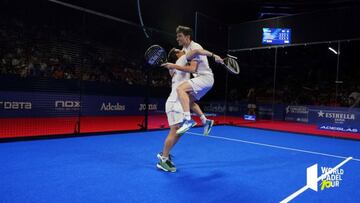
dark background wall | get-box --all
[229,6,360,50]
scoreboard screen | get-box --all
[262,28,291,45]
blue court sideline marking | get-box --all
[186,132,360,162]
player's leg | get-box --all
[190,96,214,135]
[176,81,193,120]
[157,101,183,172]
[157,125,179,172]
[177,75,214,134]
[176,81,197,134]
[161,125,180,158]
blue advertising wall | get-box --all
[0,91,165,117]
[1,91,359,133]
[308,106,360,133]
[285,105,360,133]
[285,106,309,123]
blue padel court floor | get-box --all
[1,126,360,203]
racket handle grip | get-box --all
[227,54,238,59]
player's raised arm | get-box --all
[161,62,198,73]
[186,49,223,64]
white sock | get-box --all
[200,114,207,125]
[161,156,169,162]
[184,112,191,120]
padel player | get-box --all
[174,25,218,135]
[157,48,222,172]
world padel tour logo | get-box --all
[281,157,352,203]
[307,163,346,192]
[319,165,345,190]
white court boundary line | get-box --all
[280,157,352,203]
[186,132,360,162]
[187,131,357,202]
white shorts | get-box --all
[166,101,184,126]
[189,74,214,101]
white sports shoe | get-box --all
[203,119,214,136]
[176,119,197,135]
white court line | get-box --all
[280,157,353,203]
[186,132,360,162]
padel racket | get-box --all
[144,45,167,67]
[220,54,240,74]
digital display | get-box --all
[262,28,291,45]
[244,114,256,121]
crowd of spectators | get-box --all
[0,18,170,87]
[0,18,358,107]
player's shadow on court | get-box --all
[177,170,225,181]
[178,160,244,169]
[172,170,227,192]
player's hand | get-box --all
[213,54,224,64]
[161,63,175,69]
